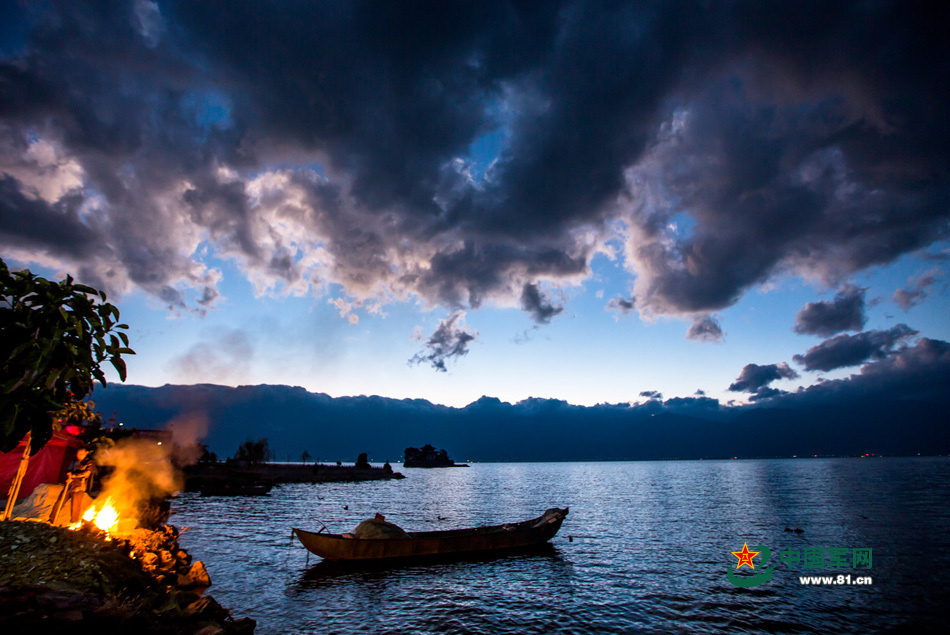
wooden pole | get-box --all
[2,431,31,521]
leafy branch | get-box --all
[1,258,134,452]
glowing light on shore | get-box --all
[93,501,119,532]
[69,498,121,534]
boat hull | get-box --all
[293,508,568,561]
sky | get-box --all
[1,1,948,409]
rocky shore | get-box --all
[0,520,254,633]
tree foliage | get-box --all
[0,258,134,452]
[197,444,218,464]
[234,438,269,464]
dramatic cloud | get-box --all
[520,282,564,324]
[409,311,478,372]
[776,338,950,408]
[686,314,724,343]
[894,271,940,311]
[793,325,919,372]
[728,362,799,398]
[1,0,947,335]
[793,285,867,337]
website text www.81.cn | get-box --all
[799,574,873,585]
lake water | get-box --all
[170,458,950,634]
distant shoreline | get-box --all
[184,462,405,491]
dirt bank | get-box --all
[0,520,254,634]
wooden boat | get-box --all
[293,507,568,561]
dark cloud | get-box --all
[409,311,477,372]
[520,282,563,324]
[728,362,798,394]
[775,338,950,408]
[686,314,724,343]
[0,0,947,333]
[639,390,662,400]
[894,272,940,311]
[793,324,918,372]
[748,386,784,402]
[793,285,867,337]
[0,175,101,261]
[606,295,636,315]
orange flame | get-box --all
[93,500,119,532]
[69,498,120,535]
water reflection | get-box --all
[171,458,950,634]
[292,544,568,588]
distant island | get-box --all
[404,444,469,468]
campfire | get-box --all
[52,426,213,588]
[61,435,181,537]
[69,497,120,534]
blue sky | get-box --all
[21,238,946,409]
[2,1,949,409]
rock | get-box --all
[160,549,176,568]
[229,617,258,634]
[185,595,229,622]
[157,591,183,615]
[0,520,252,632]
[179,560,212,589]
[140,551,159,571]
[194,625,226,635]
[403,444,467,468]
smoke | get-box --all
[167,412,209,465]
[95,437,181,526]
[93,412,208,527]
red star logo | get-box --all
[732,543,759,569]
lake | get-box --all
[170,458,950,634]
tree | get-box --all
[197,444,218,464]
[235,438,269,463]
[0,258,134,453]
[301,449,311,463]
